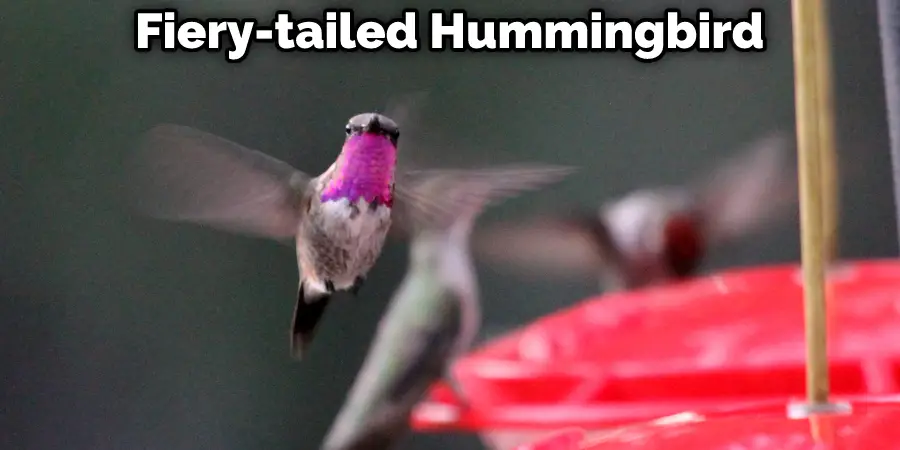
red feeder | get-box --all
[411,259,900,449]
[512,397,900,449]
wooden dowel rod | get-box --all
[813,0,840,265]
[791,0,833,406]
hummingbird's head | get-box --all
[322,113,399,205]
[603,189,706,283]
[345,113,400,146]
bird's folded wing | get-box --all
[320,290,460,450]
[126,124,311,240]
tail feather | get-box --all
[290,282,332,360]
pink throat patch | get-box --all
[320,132,397,206]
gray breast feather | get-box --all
[299,198,392,288]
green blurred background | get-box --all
[2,0,897,449]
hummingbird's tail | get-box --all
[290,282,333,361]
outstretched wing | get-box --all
[689,131,797,245]
[391,164,577,236]
[471,212,623,280]
[125,124,312,240]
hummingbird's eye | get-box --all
[345,125,352,135]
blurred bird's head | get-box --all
[601,188,706,282]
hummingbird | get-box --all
[319,164,575,450]
[472,132,797,292]
[127,112,558,360]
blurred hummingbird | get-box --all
[472,132,797,292]
[320,164,575,450]
[127,111,559,360]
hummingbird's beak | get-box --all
[363,115,383,135]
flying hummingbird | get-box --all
[126,111,559,360]
[472,132,797,292]
[319,164,575,450]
